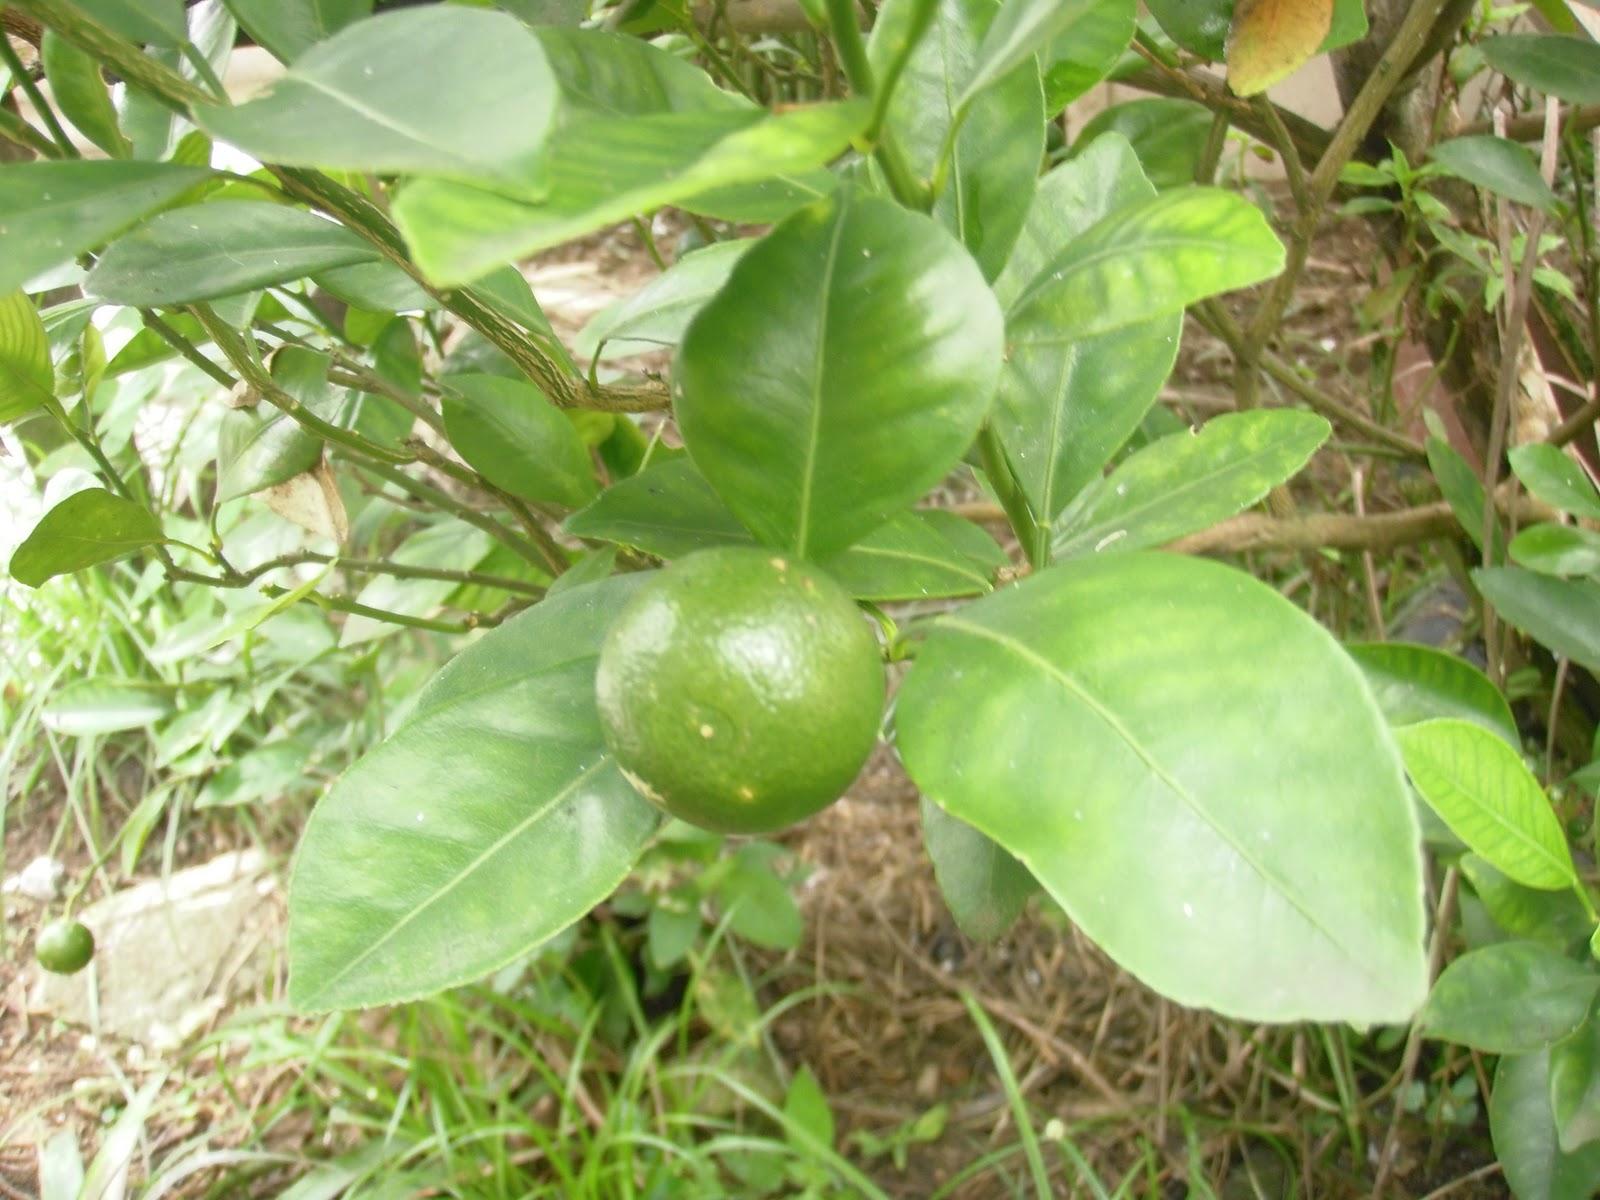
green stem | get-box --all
[824,0,874,98]
[976,425,1044,569]
[178,40,228,101]
[172,551,545,596]
[864,0,936,144]
[263,583,515,633]
[140,309,236,389]
[0,102,60,158]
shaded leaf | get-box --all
[676,188,1003,561]
[42,32,132,157]
[441,374,597,508]
[577,239,754,361]
[1474,566,1600,673]
[86,202,380,306]
[9,489,165,587]
[222,0,373,63]
[217,405,323,503]
[40,678,175,735]
[1551,1017,1600,1153]
[823,509,1006,601]
[563,457,751,559]
[1074,99,1214,189]
[922,798,1037,940]
[76,0,187,47]
[1509,443,1600,522]
[1460,856,1597,950]
[1429,136,1556,212]
[1042,0,1136,112]
[534,25,739,117]
[895,552,1427,1023]
[1429,435,1503,557]
[1511,524,1600,579]
[289,576,662,1009]
[1482,34,1600,105]
[1423,941,1599,1053]
[1347,642,1518,745]
[959,0,1097,107]
[1395,718,1577,891]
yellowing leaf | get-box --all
[1226,0,1333,97]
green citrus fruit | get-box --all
[35,918,95,975]
[596,547,884,834]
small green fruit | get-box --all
[35,918,95,975]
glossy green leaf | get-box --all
[1551,1017,1600,1153]
[577,239,754,361]
[395,102,868,286]
[1145,0,1230,58]
[313,260,436,314]
[42,32,132,157]
[40,678,175,735]
[222,0,373,63]
[9,489,165,587]
[1395,718,1577,891]
[563,457,752,559]
[1075,99,1214,189]
[1511,524,1600,579]
[1429,136,1556,212]
[872,0,1045,278]
[922,798,1037,940]
[1007,186,1283,341]
[1347,642,1518,746]
[0,290,54,424]
[534,25,740,116]
[86,202,380,306]
[441,374,597,508]
[288,576,662,1010]
[1429,435,1502,556]
[1042,0,1135,111]
[823,509,1007,601]
[0,161,213,294]
[1482,34,1600,105]
[895,552,1427,1023]
[992,137,1179,523]
[216,405,323,503]
[958,0,1096,107]
[76,0,188,47]
[1510,443,1600,522]
[196,8,557,194]
[1460,856,1598,950]
[1474,566,1600,673]
[340,521,494,646]
[1053,410,1328,559]
[1423,941,1599,1052]
[677,189,1002,561]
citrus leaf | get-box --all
[9,489,165,587]
[288,576,661,1010]
[76,0,188,47]
[991,136,1178,523]
[1511,524,1600,579]
[895,552,1427,1023]
[577,239,755,362]
[196,7,558,194]
[394,102,869,286]
[534,25,741,116]
[42,32,132,157]
[40,678,176,735]
[1481,34,1600,106]
[922,798,1037,941]
[1428,136,1556,213]
[1075,99,1215,189]
[1042,0,1136,111]
[871,0,1044,279]
[86,202,381,306]
[1346,643,1518,746]
[1428,435,1504,557]
[1145,0,1231,59]
[1395,718,1577,891]
[1053,409,1329,559]
[0,290,54,424]
[1551,1017,1600,1154]
[1474,566,1600,673]
[1008,186,1284,342]
[441,374,597,508]
[1459,856,1597,950]
[563,457,752,559]
[216,405,323,503]
[0,161,213,295]
[221,0,373,64]
[676,188,1003,561]
[1509,443,1600,522]
[957,0,1098,108]
[1225,0,1333,97]
[1422,942,1599,1053]
[823,509,1007,601]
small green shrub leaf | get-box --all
[1428,135,1556,212]
[958,0,1097,107]
[895,552,1427,1023]
[395,102,868,285]
[1460,856,1597,950]
[222,0,373,64]
[77,0,188,47]
[288,576,662,1010]
[42,32,132,157]
[196,7,558,193]
[992,136,1179,523]
[784,1066,836,1149]
[0,290,55,423]
[676,189,1002,561]
[823,509,1007,602]
[577,239,755,362]
[216,406,323,503]
[9,489,165,587]
[1074,99,1214,189]
[1428,436,1503,556]
[1551,1017,1600,1153]
[1474,566,1600,673]
[0,161,212,294]
[1346,643,1518,745]
[442,374,597,508]
[1053,409,1329,559]
[1482,34,1600,106]
[1509,443,1600,522]
[1042,0,1136,111]
[1511,524,1600,579]
[534,25,740,116]
[1395,718,1577,891]
[1422,942,1599,1053]
[564,457,751,559]
[86,202,380,306]
[922,798,1037,941]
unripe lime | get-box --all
[36,918,95,975]
[596,547,884,834]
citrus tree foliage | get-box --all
[6,0,1600,1188]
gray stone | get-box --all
[4,854,67,901]
[28,849,280,1049]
